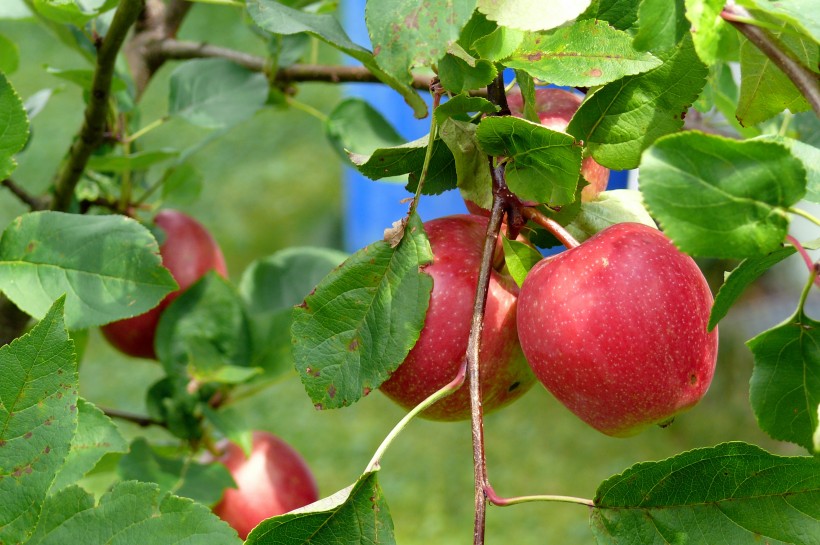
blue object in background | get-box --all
[340,0,627,252]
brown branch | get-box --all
[101,406,164,428]
[722,5,820,118]
[52,0,146,211]
[1,179,49,210]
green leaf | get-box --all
[50,398,128,492]
[118,438,235,507]
[0,298,76,545]
[684,0,731,64]
[632,0,688,52]
[0,0,33,19]
[579,0,640,31]
[472,24,524,60]
[567,35,707,170]
[815,405,820,453]
[168,58,268,128]
[156,272,255,386]
[145,377,204,441]
[291,212,433,409]
[325,98,404,160]
[758,135,820,203]
[437,53,498,94]
[745,0,820,45]
[32,0,118,27]
[708,246,796,330]
[748,311,820,453]
[439,118,493,210]
[0,72,29,180]
[238,247,348,380]
[476,116,582,205]
[26,481,241,545]
[591,442,820,544]
[45,66,127,92]
[87,149,179,172]
[434,94,498,124]
[202,405,253,457]
[564,189,656,243]
[639,131,807,258]
[477,0,592,31]
[736,16,817,126]
[0,34,20,74]
[513,70,539,123]
[501,236,542,287]
[0,212,178,329]
[506,19,662,87]
[161,162,204,205]
[366,0,476,83]
[245,471,394,544]
[247,0,427,118]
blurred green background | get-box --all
[0,3,811,544]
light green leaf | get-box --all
[247,0,426,118]
[87,149,179,172]
[291,212,432,409]
[437,53,498,94]
[0,0,33,19]
[472,24,524,60]
[50,398,128,492]
[0,212,177,329]
[0,72,30,180]
[592,442,820,544]
[746,0,820,45]
[567,35,707,170]
[434,94,498,124]
[26,481,241,545]
[565,189,656,243]
[477,0,592,32]
[0,298,76,545]
[366,0,476,83]
[632,0,688,52]
[748,309,820,453]
[439,118,493,210]
[501,236,542,287]
[685,0,731,64]
[168,58,268,129]
[476,116,582,205]
[118,438,235,507]
[506,19,662,87]
[246,471,394,544]
[32,0,118,27]
[639,132,806,258]
[0,34,20,74]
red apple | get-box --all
[213,431,319,539]
[379,214,535,421]
[507,88,610,203]
[101,209,227,359]
[516,222,718,437]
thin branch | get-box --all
[101,406,164,428]
[1,179,49,210]
[722,5,820,118]
[484,484,595,508]
[52,0,146,211]
[155,39,266,72]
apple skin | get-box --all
[506,88,610,203]
[516,222,718,437]
[101,209,228,359]
[213,431,319,539]
[379,214,535,421]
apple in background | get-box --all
[213,431,319,539]
[101,209,228,359]
[507,88,610,203]
[379,214,536,421]
[516,222,718,437]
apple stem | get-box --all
[789,207,820,229]
[786,235,820,289]
[408,80,444,218]
[484,484,595,508]
[363,361,467,474]
[521,206,581,249]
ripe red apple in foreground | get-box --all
[379,214,535,421]
[101,209,227,359]
[507,88,609,203]
[213,431,319,539]
[516,222,717,437]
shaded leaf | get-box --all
[565,189,656,243]
[87,149,179,172]
[325,98,403,161]
[0,72,29,179]
[439,118,492,210]
[632,0,688,52]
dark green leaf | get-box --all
[476,116,582,205]
[0,212,178,329]
[50,398,128,492]
[168,58,268,129]
[506,19,661,87]
[26,481,241,545]
[0,72,29,179]
[156,272,256,386]
[748,310,820,453]
[632,0,688,52]
[247,0,426,118]
[87,149,179,172]
[366,0,475,83]
[564,189,656,243]
[145,377,204,441]
[291,212,433,409]
[439,118,492,210]
[567,35,707,170]
[580,0,640,31]
[246,471,394,544]
[592,442,820,544]
[118,438,235,507]
[476,0,591,31]
[758,135,820,203]
[639,132,806,258]
[325,98,404,160]
[708,246,796,330]
[501,236,542,287]
[0,298,75,544]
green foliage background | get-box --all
[1,3,812,544]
